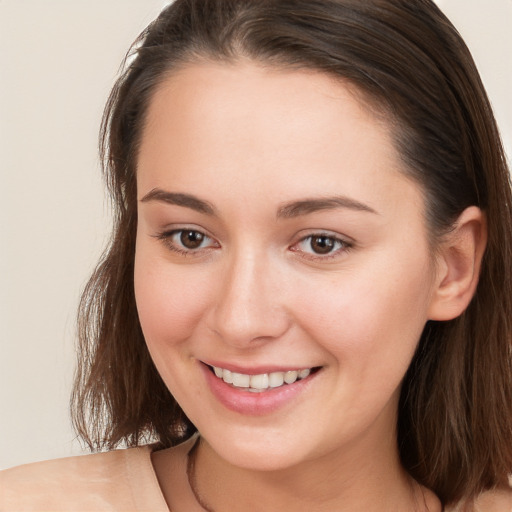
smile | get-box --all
[211,365,313,392]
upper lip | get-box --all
[201,360,319,375]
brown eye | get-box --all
[310,235,336,254]
[155,228,217,255]
[180,230,205,249]
[292,232,350,260]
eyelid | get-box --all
[153,226,220,256]
[151,225,353,261]
[290,230,354,261]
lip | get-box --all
[203,360,313,374]
[199,361,320,416]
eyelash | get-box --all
[154,229,352,260]
[291,233,353,261]
[154,229,218,256]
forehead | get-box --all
[140,61,391,160]
[137,61,421,217]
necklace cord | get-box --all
[185,435,441,512]
[187,436,216,512]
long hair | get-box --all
[72,0,512,505]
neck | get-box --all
[191,433,440,512]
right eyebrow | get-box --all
[139,188,216,216]
[276,195,378,218]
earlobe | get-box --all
[428,206,487,321]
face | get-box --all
[135,61,438,471]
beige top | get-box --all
[0,445,169,511]
[1,438,512,511]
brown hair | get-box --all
[72,0,512,505]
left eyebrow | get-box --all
[277,196,378,218]
[139,188,216,215]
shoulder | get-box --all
[0,445,167,511]
[472,487,512,512]
[448,487,512,512]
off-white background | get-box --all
[0,1,511,470]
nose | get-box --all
[207,249,291,348]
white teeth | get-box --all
[250,373,269,390]
[298,369,310,379]
[268,372,284,388]
[284,370,298,384]
[223,369,233,384]
[231,372,250,388]
[212,366,313,391]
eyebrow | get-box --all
[140,188,377,218]
[277,196,378,218]
[140,188,216,215]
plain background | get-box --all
[0,0,511,470]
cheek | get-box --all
[292,256,433,376]
[134,250,211,352]
[133,247,218,410]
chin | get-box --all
[198,423,322,472]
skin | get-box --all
[135,61,485,511]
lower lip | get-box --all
[200,363,318,416]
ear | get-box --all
[428,206,487,321]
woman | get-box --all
[1,0,511,510]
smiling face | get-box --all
[134,61,438,472]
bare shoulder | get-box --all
[472,487,512,512]
[0,446,157,511]
[1,448,128,481]
[449,487,512,512]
